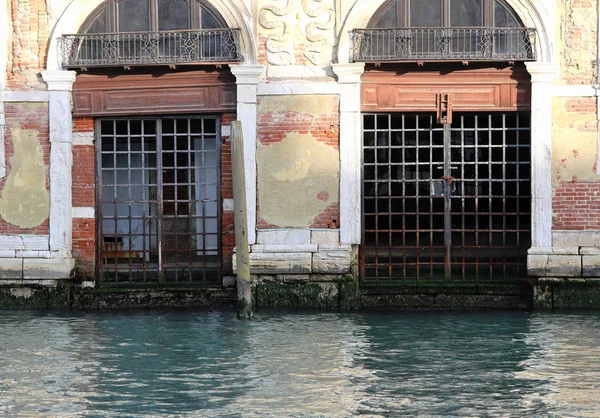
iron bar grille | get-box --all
[362,112,531,282]
[97,117,221,285]
[351,27,536,62]
[60,29,242,68]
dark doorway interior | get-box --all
[97,116,221,284]
[362,112,531,281]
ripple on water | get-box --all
[1,310,600,417]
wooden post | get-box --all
[231,121,252,318]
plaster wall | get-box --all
[256,95,339,229]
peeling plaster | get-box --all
[257,132,339,228]
[0,125,50,228]
[552,97,600,185]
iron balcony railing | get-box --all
[351,27,536,62]
[59,28,242,68]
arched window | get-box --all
[351,0,534,62]
[60,0,241,68]
[369,0,523,28]
[81,0,226,33]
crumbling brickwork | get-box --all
[71,117,95,274]
[7,0,48,90]
[559,0,598,85]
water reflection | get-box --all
[0,310,599,416]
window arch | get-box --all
[369,0,523,28]
[81,0,228,33]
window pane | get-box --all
[370,2,397,28]
[158,0,189,30]
[494,0,519,27]
[410,0,441,27]
[118,0,149,31]
[200,5,223,28]
[450,0,482,26]
[85,8,107,33]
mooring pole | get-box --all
[231,121,252,318]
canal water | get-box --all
[1,310,599,417]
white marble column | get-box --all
[41,70,77,257]
[525,62,560,249]
[332,63,365,245]
[229,65,266,245]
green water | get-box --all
[1,310,599,417]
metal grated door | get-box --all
[362,112,531,281]
[97,117,221,284]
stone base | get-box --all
[253,280,532,310]
[0,257,74,279]
[534,277,600,309]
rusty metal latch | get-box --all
[441,175,455,185]
[436,93,453,124]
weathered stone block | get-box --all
[546,255,581,277]
[311,230,340,245]
[276,274,310,282]
[15,250,53,258]
[0,235,50,251]
[22,235,50,251]
[527,254,548,277]
[581,247,600,255]
[318,244,351,252]
[582,255,600,277]
[251,244,317,253]
[537,277,565,286]
[0,259,23,279]
[0,250,16,258]
[243,252,312,274]
[313,251,351,274]
[552,247,579,255]
[23,259,73,279]
[256,230,311,245]
[528,247,553,255]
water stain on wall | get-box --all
[0,125,49,228]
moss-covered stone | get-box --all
[0,285,70,309]
[254,282,339,309]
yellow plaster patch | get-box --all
[257,132,339,228]
[0,125,50,228]
[552,98,600,185]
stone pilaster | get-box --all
[229,65,266,245]
[332,63,365,244]
[41,70,77,258]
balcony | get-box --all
[59,28,242,69]
[350,27,536,63]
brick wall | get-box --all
[0,102,49,234]
[257,97,340,149]
[552,96,600,230]
[221,113,235,273]
[553,183,600,230]
[7,0,48,89]
[71,117,95,274]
